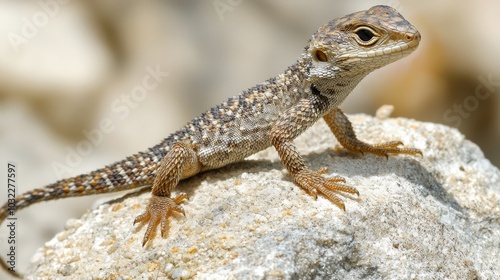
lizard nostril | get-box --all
[407,31,421,42]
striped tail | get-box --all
[0,140,169,277]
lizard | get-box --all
[1,5,421,277]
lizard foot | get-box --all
[347,140,422,159]
[294,168,359,211]
[134,193,187,246]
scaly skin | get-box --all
[1,5,421,277]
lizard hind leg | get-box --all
[133,142,199,246]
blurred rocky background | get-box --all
[0,0,498,275]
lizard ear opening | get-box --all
[314,49,328,62]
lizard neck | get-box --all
[297,53,367,108]
[314,74,366,108]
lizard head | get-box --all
[307,5,420,87]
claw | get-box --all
[306,188,318,199]
[337,201,346,212]
[174,205,186,216]
[133,213,147,226]
[405,148,423,157]
[173,193,188,204]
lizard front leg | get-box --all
[134,142,200,246]
[323,108,422,158]
[270,96,359,211]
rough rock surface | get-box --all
[27,113,500,279]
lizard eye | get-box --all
[314,49,328,62]
[354,27,378,46]
[356,29,374,41]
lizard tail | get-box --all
[0,144,167,277]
